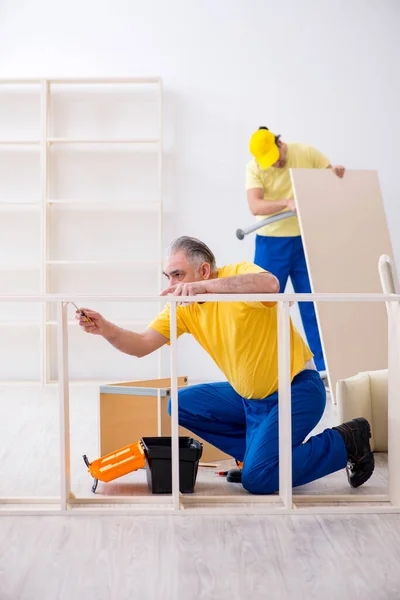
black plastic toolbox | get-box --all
[141,436,203,494]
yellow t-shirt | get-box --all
[246,143,330,237]
[148,262,312,399]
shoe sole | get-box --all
[226,473,242,483]
[347,419,375,488]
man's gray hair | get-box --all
[168,236,217,272]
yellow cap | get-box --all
[249,129,280,169]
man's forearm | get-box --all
[205,273,279,294]
[102,322,146,357]
[249,198,290,216]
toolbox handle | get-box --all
[83,455,98,493]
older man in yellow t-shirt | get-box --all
[246,127,345,374]
[77,236,373,493]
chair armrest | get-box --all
[336,372,376,451]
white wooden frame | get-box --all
[0,292,399,516]
[0,78,163,385]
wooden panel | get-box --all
[109,376,188,389]
[100,392,158,455]
[100,377,229,462]
[100,377,188,454]
[291,169,396,399]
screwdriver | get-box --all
[70,302,93,323]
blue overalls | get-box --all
[170,371,347,494]
[254,234,325,372]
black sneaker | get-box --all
[226,460,243,483]
[226,468,242,483]
[333,417,374,488]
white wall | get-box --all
[0,0,399,383]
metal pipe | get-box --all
[236,210,296,240]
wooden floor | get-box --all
[0,384,398,600]
[1,513,400,599]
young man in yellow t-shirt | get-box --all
[246,127,345,375]
[77,236,373,493]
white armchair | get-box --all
[336,370,388,452]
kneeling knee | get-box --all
[168,388,192,418]
[242,466,278,495]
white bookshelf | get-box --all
[0,78,163,384]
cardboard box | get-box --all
[99,377,230,463]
